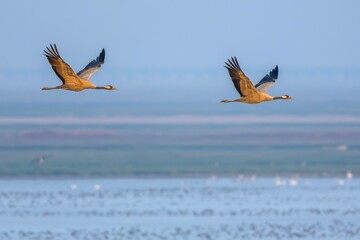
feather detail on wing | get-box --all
[224,57,257,97]
[43,44,81,85]
[255,65,278,93]
[77,48,105,80]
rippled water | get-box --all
[0,178,359,240]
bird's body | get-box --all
[43,44,117,92]
[42,80,97,92]
[222,92,274,104]
[222,57,292,104]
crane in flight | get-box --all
[222,57,292,104]
[42,44,118,92]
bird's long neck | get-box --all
[221,98,244,103]
[42,86,62,90]
[221,99,235,103]
[93,85,117,90]
[95,86,115,90]
[273,96,285,100]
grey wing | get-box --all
[77,48,105,80]
[255,65,278,92]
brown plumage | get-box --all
[43,44,117,91]
[222,57,292,104]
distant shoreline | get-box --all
[2,114,360,125]
[0,173,355,180]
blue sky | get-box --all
[0,0,359,113]
[1,0,359,70]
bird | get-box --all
[31,154,53,165]
[221,57,292,104]
[42,44,118,91]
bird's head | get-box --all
[281,95,293,100]
[104,85,118,90]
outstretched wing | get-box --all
[77,49,105,80]
[43,44,81,85]
[224,57,258,97]
[255,66,278,92]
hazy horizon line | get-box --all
[1,115,360,125]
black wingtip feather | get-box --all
[234,57,241,69]
[50,44,56,55]
[271,65,279,79]
[231,57,238,69]
[99,48,105,64]
[53,44,60,56]
[44,48,55,58]
[224,62,233,69]
[44,44,61,58]
[225,56,242,71]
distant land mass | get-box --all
[0,118,358,178]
